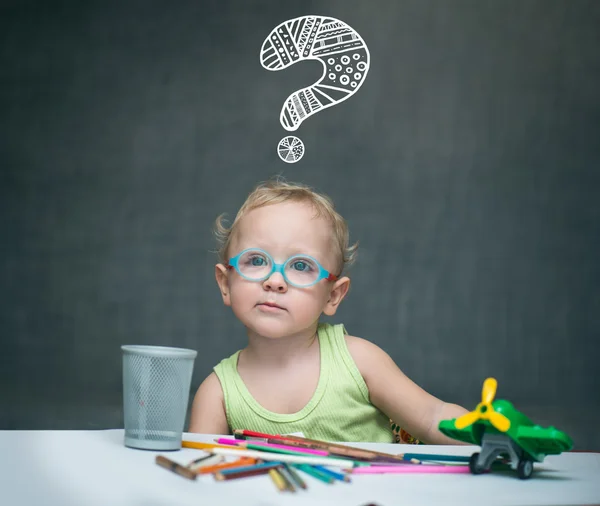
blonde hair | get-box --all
[214,178,358,274]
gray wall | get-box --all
[2,0,599,449]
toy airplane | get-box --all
[438,377,573,479]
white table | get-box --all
[2,429,599,506]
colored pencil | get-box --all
[234,429,286,440]
[182,440,244,451]
[402,453,470,463]
[278,464,302,491]
[283,463,307,489]
[187,454,224,470]
[293,463,334,484]
[215,466,274,481]
[233,429,408,463]
[274,435,406,463]
[244,442,331,459]
[210,447,356,468]
[364,458,421,465]
[219,461,282,475]
[268,468,287,491]
[216,437,329,456]
[195,457,256,474]
[350,465,471,474]
[232,430,374,459]
[266,436,380,461]
[155,455,197,481]
[276,465,297,492]
[312,465,352,482]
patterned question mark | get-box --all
[260,15,371,163]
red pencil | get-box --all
[234,429,295,441]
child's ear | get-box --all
[215,264,231,306]
[323,276,350,316]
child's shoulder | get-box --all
[318,323,391,364]
[343,333,374,352]
[343,333,391,373]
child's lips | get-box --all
[257,301,286,311]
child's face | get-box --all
[215,201,350,339]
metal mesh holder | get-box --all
[122,345,197,450]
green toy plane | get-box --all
[438,377,573,479]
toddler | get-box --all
[189,179,467,443]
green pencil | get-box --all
[293,464,334,484]
[244,442,327,458]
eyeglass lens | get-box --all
[236,249,321,286]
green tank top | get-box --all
[213,322,394,443]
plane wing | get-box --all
[515,425,573,458]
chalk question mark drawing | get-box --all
[260,15,370,163]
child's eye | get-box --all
[291,260,312,272]
[249,256,266,266]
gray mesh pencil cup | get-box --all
[122,345,197,450]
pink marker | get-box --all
[216,437,329,456]
[351,465,471,474]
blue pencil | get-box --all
[293,464,334,484]
[312,465,352,482]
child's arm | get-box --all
[345,335,469,445]
[188,372,230,435]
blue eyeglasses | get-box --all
[227,248,338,288]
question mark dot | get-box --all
[278,136,305,164]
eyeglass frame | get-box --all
[226,248,339,288]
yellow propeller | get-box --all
[454,377,511,432]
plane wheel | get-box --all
[517,459,533,479]
[469,453,485,475]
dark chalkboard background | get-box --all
[2,0,599,449]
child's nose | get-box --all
[262,272,288,292]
